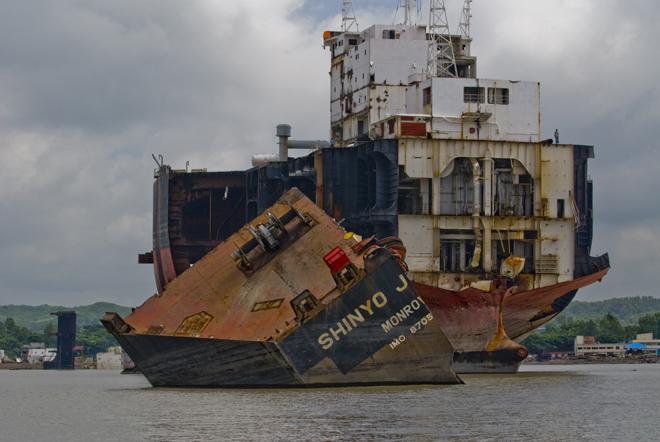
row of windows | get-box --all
[578,346,623,350]
[332,38,360,49]
[464,87,510,105]
[382,30,397,39]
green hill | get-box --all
[2,296,658,333]
[0,302,132,331]
[560,296,660,323]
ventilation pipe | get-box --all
[469,159,482,269]
[251,124,332,166]
[251,154,280,167]
[277,124,292,161]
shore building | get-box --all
[574,335,625,357]
[632,333,660,354]
[96,346,123,370]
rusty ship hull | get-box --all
[416,266,609,373]
[416,281,528,374]
[109,188,460,387]
[142,138,608,374]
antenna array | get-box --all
[342,0,359,32]
[457,0,473,39]
[427,0,457,78]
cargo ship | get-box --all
[106,189,460,386]
[133,1,609,374]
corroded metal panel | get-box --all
[152,165,177,293]
[127,189,358,343]
[174,311,213,337]
[416,281,528,374]
[399,138,542,179]
[108,189,460,386]
[504,267,609,340]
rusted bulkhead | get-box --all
[110,188,460,387]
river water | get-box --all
[0,364,658,441]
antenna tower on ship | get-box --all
[457,0,473,39]
[396,0,417,26]
[427,0,457,78]
[341,0,359,32]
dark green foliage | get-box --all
[0,318,44,358]
[523,311,660,355]
[0,318,118,359]
[561,296,660,323]
[597,313,625,343]
[523,296,660,355]
[76,325,118,355]
[0,302,132,331]
[0,318,117,358]
[0,303,129,358]
[42,321,57,347]
[637,312,660,337]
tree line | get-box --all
[561,296,660,323]
[0,317,117,359]
[522,312,660,355]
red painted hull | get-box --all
[503,268,609,340]
[415,267,609,372]
[415,282,527,373]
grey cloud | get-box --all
[0,0,657,305]
[0,0,330,306]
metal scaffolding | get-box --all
[427,0,457,78]
[342,0,359,32]
[458,0,473,39]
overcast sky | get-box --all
[0,0,658,307]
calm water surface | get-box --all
[0,364,658,441]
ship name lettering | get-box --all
[389,335,406,349]
[317,291,389,350]
[395,274,408,292]
[381,297,426,333]
[409,313,434,335]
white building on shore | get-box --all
[95,346,123,370]
[574,336,626,356]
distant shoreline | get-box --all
[0,362,42,370]
[525,357,659,365]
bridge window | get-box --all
[463,87,484,103]
[423,87,432,106]
[488,87,509,105]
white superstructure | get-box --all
[322,2,592,292]
[324,24,431,144]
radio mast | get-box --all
[342,0,359,32]
[457,0,473,39]
[427,0,457,78]
[402,0,417,26]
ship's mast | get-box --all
[457,0,472,39]
[427,0,457,78]
[402,0,417,26]
[341,0,359,32]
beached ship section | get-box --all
[129,3,609,375]
[107,189,460,387]
[318,18,609,371]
